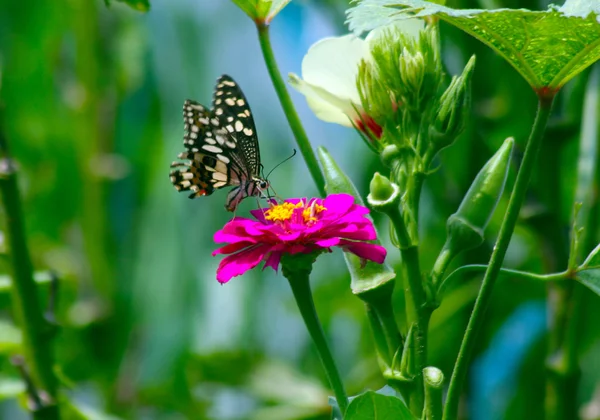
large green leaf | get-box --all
[347,0,600,90]
[345,391,415,419]
[576,268,600,296]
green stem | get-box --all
[373,298,404,360]
[423,367,444,420]
[365,303,393,365]
[437,264,570,298]
[256,23,326,197]
[387,205,427,414]
[0,148,58,399]
[443,95,555,420]
[285,269,348,415]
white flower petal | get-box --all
[289,73,359,127]
[301,34,370,105]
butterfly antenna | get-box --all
[265,149,297,180]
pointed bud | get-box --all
[230,0,291,25]
[445,137,514,252]
[431,55,476,150]
[399,48,425,99]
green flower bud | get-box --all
[367,172,401,211]
[230,0,291,24]
[430,55,476,150]
[399,48,425,99]
[317,147,396,302]
[446,137,514,252]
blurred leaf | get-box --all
[0,376,24,401]
[344,391,414,419]
[105,0,150,12]
[0,271,53,294]
[347,0,600,90]
[62,399,123,420]
[576,268,600,296]
[0,320,21,353]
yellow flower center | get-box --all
[265,202,303,222]
[302,203,327,223]
[264,200,327,224]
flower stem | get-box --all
[256,23,326,197]
[387,205,427,414]
[283,263,348,415]
[442,95,555,420]
[0,135,58,401]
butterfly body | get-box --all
[170,75,269,212]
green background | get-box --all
[0,0,598,418]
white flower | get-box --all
[288,20,425,133]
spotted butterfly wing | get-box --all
[169,75,269,212]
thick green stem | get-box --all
[0,155,58,399]
[423,367,444,420]
[256,23,326,197]
[373,298,404,360]
[387,206,427,414]
[284,269,348,415]
[443,96,555,420]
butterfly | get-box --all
[169,75,270,212]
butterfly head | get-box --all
[254,177,270,192]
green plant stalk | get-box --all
[387,205,427,414]
[0,160,58,399]
[546,64,599,420]
[365,303,393,365]
[285,273,349,415]
[443,95,555,420]
[423,367,444,420]
[256,23,326,196]
[373,298,404,361]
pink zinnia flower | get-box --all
[212,193,387,283]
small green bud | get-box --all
[367,172,401,210]
[380,145,401,168]
[431,55,476,149]
[230,0,291,24]
[369,172,396,201]
[446,137,514,252]
[399,48,425,99]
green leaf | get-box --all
[576,268,600,296]
[345,391,415,419]
[347,0,600,90]
[105,0,150,12]
[582,243,600,267]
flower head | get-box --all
[212,193,387,283]
[288,20,425,143]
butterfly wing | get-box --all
[170,75,265,211]
[212,75,261,178]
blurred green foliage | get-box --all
[0,0,598,419]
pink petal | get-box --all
[214,231,259,245]
[212,241,254,256]
[339,240,387,264]
[215,244,272,283]
[315,237,340,247]
[263,251,282,272]
[323,194,355,216]
[250,208,270,224]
